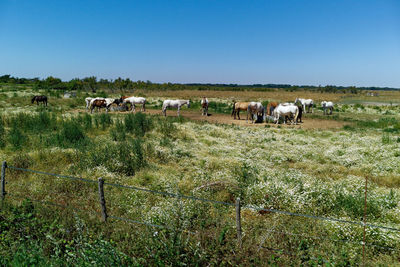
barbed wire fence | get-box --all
[1,161,399,264]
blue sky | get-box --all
[0,0,399,87]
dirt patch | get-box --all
[116,109,348,130]
[75,107,347,129]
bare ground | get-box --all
[77,108,348,130]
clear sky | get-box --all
[1,0,399,87]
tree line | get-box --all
[1,74,398,93]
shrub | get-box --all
[157,119,177,139]
[124,113,152,137]
[8,123,27,150]
[93,113,113,130]
[57,120,87,147]
[7,112,57,134]
[110,119,126,141]
[78,139,146,176]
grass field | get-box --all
[1,85,400,265]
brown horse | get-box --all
[31,95,48,106]
[266,102,279,116]
[90,99,107,114]
[232,101,250,120]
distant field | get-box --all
[1,85,400,265]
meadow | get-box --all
[1,84,400,266]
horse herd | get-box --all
[31,94,334,125]
[232,98,334,124]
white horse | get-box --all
[85,97,93,110]
[201,97,209,116]
[295,98,314,113]
[273,104,299,124]
[247,102,264,123]
[123,96,146,112]
[162,99,190,117]
[321,101,334,115]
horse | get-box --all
[295,98,314,113]
[266,102,279,116]
[85,97,94,110]
[123,96,146,112]
[247,102,264,123]
[200,97,209,116]
[90,99,107,114]
[273,104,299,125]
[231,101,250,120]
[89,97,119,113]
[31,95,48,106]
[162,99,190,116]
[321,101,334,115]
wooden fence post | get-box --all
[236,197,242,248]
[98,177,108,222]
[1,161,6,200]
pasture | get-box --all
[1,85,400,265]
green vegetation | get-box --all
[0,83,400,265]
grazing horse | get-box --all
[31,95,48,106]
[90,99,107,114]
[295,98,314,113]
[162,99,190,116]
[321,101,334,115]
[266,102,279,116]
[201,97,209,116]
[85,97,93,110]
[247,102,264,123]
[273,104,299,125]
[123,96,146,112]
[231,101,250,120]
[89,97,119,113]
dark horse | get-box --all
[31,95,48,106]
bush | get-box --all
[110,119,126,141]
[78,139,146,176]
[93,113,113,130]
[7,112,57,134]
[8,123,27,150]
[57,120,87,147]
[158,119,177,139]
[124,113,152,137]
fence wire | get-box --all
[7,193,101,217]
[246,206,400,232]
[5,165,400,233]
[7,166,97,184]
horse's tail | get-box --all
[231,101,236,117]
[247,104,251,122]
[294,106,299,124]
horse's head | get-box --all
[187,100,190,108]
[31,96,36,103]
[114,98,123,105]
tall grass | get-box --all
[124,113,152,137]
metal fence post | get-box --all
[1,161,6,200]
[236,197,242,248]
[98,177,108,222]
